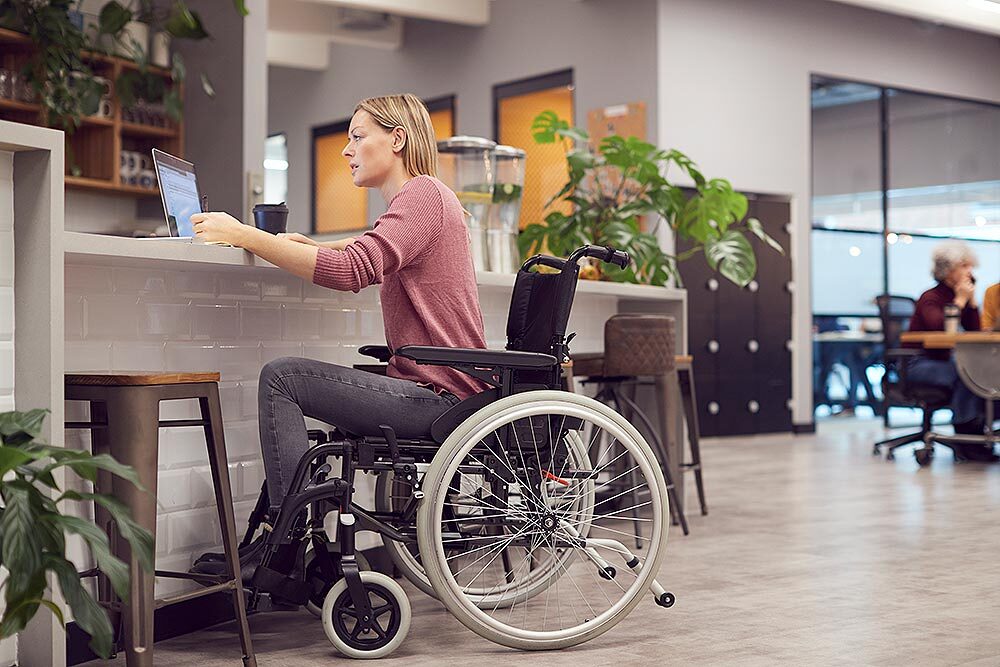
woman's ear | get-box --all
[392,126,407,153]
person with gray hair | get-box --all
[905,240,993,460]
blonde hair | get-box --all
[355,94,438,178]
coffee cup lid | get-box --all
[254,201,287,211]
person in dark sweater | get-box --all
[905,240,994,461]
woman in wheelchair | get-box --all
[190,94,674,658]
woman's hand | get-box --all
[190,212,249,246]
[277,232,319,246]
[955,278,976,308]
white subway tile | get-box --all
[260,342,302,366]
[84,294,140,339]
[113,268,167,295]
[232,498,258,531]
[166,271,216,299]
[321,307,358,338]
[163,342,218,374]
[218,276,261,301]
[64,294,83,341]
[0,151,10,184]
[216,344,261,381]
[240,382,258,418]
[0,395,13,413]
[240,302,282,339]
[0,286,12,340]
[159,397,201,420]
[302,281,337,302]
[65,534,92,571]
[157,468,194,511]
[239,460,266,500]
[156,516,169,556]
[190,464,234,508]
[282,304,321,340]
[64,342,112,372]
[219,382,241,419]
[140,299,192,338]
[0,231,13,287]
[192,303,239,340]
[154,553,199,597]
[359,310,382,338]
[222,420,260,462]
[302,343,344,366]
[168,507,220,552]
[158,426,210,469]
[262,275,303,301]
[65,264,112,295]
[111,342,166,372]
[64,399,90,423]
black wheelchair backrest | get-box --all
[505,245,630,362]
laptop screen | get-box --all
[152,149,202,237]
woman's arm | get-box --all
[277,233,357,250]
[191,212,321,282]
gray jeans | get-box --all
[257,357,459,504]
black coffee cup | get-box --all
[253,202,288,234]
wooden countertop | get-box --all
[900,331,1000,349]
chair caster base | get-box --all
[655,592,675,608]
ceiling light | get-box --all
[886,232,898,244]
[975,215,988,226]
[849,246,862,257]
[968,0,1000,14]
[264,159,288,171]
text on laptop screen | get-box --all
[158,162,201,237]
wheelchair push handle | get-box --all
[573,245,631,269]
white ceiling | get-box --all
[827,0,1000,37]
[267,0,490,69]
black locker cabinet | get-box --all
[679,194,793,437]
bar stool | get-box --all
[575,315,689,535]
[65,372,256,667]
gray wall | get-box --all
[267,0,659,234]
[175,0,247,217]
[657,0,1000,425]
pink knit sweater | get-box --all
[312,175,488,399]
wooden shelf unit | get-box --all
[0,27,182,196]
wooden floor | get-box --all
[83,420,1000,666]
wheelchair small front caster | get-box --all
[886,451,895,462]
[655,592,675,608]
[305,549,372,619]
[598,566,616,580]
[322,571,410,659]
[914,448,933,467]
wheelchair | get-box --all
[238,245,675,658]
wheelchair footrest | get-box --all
[250,565,311,606]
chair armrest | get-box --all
[395,346,557,369]
[359,345,392,363]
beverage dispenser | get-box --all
[488,145,526,273]
[436,136,496,272]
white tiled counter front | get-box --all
[62,232,686,598]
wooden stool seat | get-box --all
[65,371,255,667]
[66,371,221,386]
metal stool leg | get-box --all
[199,386,257,667]
[104,388,160,667]
[678,366,708,516]
[613,386,689,536]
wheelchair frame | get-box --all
[241,245,675,656]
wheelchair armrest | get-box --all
[395,346,557,369]
[359,345,392,363]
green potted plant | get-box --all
[520,111,783,287]
[0,409,153,658]
[0,0,248,130]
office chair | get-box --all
[871,294,952,461]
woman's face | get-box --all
[945,260,974,287]
[342,110,400,188]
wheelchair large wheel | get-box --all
[378,434,594,608]
[417,391,669,650]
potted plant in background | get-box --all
[0,409,153,658]
[0,0,248,131]
[520,110,784,287]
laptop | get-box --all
[151,148,202,239]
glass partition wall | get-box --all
[811,76,1000,424]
